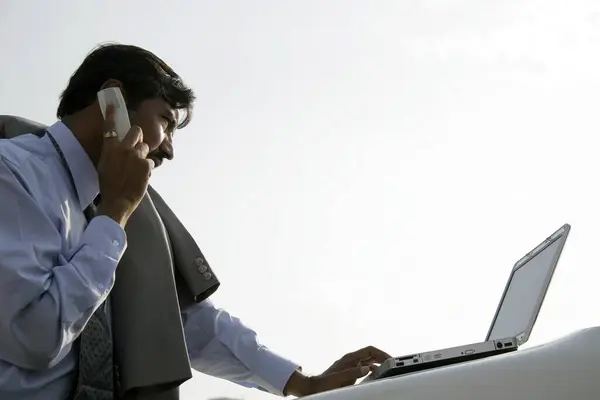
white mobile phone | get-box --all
[97,87,131,141]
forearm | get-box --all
[183,300,300,395]
[0,216,125,369]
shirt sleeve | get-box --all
[0,156,127,370]
[183,299,300,396]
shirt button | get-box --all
[112,240,119,247]
[97,284,105,291]
[197,264,208,273]
[202,272,212,281]
[194,257,204,267]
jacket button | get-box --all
[197,264,208,273]
[202,272,212,281]
[194,257,204,267]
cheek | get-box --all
[131,110,165,151]
[141,123,165,151]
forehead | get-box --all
[140,98,189,127]
[141,97,175,116]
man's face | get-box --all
[129,97,177,168]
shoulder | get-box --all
[0,135,54,195]
[1,132,49,162]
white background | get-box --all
[1,1,599,399]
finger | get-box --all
[134,159,155,184]
[101,105,120,148]
[102,104,116,134]
[135,142,150,159]
[353,360,378,372]
[356,357,375,367]
[366,346,392,362]
[336,354,371,370]
[122,126,143,148]
[348,346,392,364]
[146,158,155,173]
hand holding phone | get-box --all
[96,97,154,228]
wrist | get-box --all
[96,203,129,227]
[284,369,311,397]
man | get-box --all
[0,43,390,400]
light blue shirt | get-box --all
[0,121,299,400]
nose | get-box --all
[161,141,174,160]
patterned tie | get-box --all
[72,202,115,400]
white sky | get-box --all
[2,1,600,399]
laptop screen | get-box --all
[486,227,568,342]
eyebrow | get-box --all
[161,107,176,125]
[166,105,176,118]
[170,108,181,125]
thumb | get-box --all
[322,366,372,388]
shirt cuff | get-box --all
[73,215,127,306]
[82,215,127,261]
[253,347,301,396]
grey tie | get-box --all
[72,204,115,400]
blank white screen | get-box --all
[487,238,562,340]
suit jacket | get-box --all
[0,115,220,399]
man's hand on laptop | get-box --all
[284,346,391,397]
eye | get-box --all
[161,115,175,132]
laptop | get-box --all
[371,223,571,381]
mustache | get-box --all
[147,150,169,166]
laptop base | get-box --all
[375,339,518,380]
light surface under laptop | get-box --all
[371,224,570,381]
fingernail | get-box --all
[360,366,370,375]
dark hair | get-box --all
[57,43,196,128]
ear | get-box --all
[97,79,129,107]
[100,79,123,90]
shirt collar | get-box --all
[46,121,99,209]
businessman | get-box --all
[0,43,389,400]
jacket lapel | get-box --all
[111,193,193,396]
